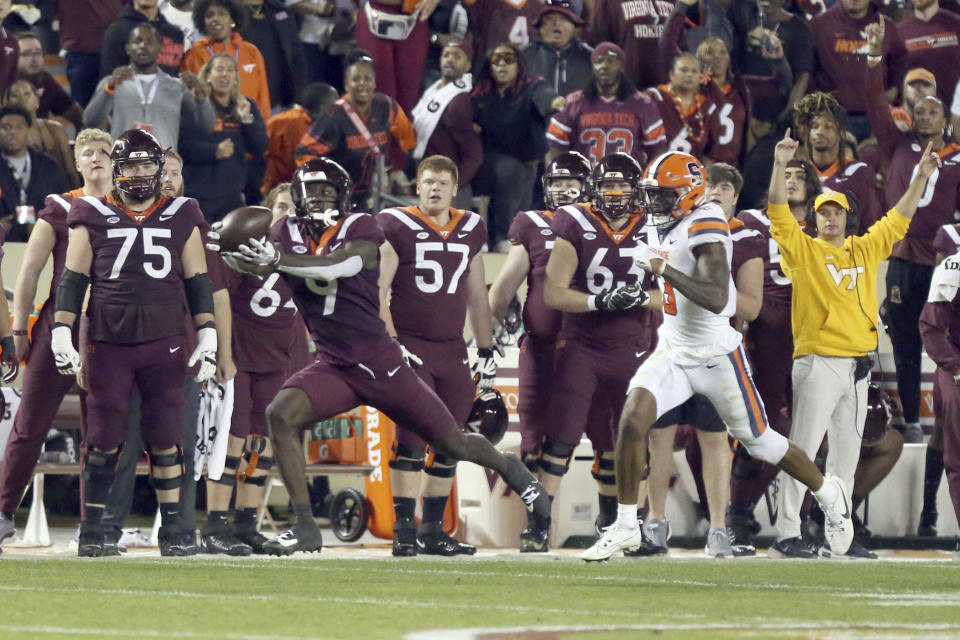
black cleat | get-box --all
[844,540,878,559]
[263,526,323,556]
[233,523,271,554]
[767,536,818,559]
[201,524,253,556]
[417,531,477,556]
[519,526,549,553]
[726,513,760,557]
[103,525,124,555]
[158,525,200,557]
[392,517,417,557]
[918,510,937,537]
[78,523,107,558]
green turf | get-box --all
[1,555,958,639]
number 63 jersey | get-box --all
[68,194,205,345]
[377,206,487,343]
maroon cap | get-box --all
[534,0,585,27]
[444,37,474,62]
[591,42,625,63]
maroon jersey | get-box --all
[899,10,960,107]
[552,204,659,348]
[810,4,908,114]
[585,0,674,90]
[269,213,391,366]
[68,195,204,344]
[702,80,748,166]
[934,223,960,256]
[816,159,883,235]
[645,85,717,158]
[737,208,795,308]
[37,188,85,306]
[728,216,765,281]
[508,209,562,340]
[546,90,666,165]
[377,206,487,343]
[463,0,544,65]
[228,269,301,373]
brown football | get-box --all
[216,206,274,253]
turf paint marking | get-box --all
[402,622,960,640]
[0,625,318,640]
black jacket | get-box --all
[0,149,68,241]
[100,7,186,78]
[520,40,594,98]
[239,0,306,109]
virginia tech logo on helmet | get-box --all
[128,151,151,159]
[302,171,330,182]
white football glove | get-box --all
[399,343,423,368]
[472,347,497,389]
[595,284,650,312]
[189,325,218,382]
[51,323,81,376]
[204,221,224,253]
[234,237,280,267]
[633,241,664,275]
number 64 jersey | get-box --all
[69,194,205,345]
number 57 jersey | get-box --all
[377,206,487,343]
[68,195,204,344]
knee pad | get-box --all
[81,448,120,480]
[538,438,574,477]
[424,449,457,478]
[591,451,616,486]
[521,452,539,474]
[389,442,425,472]
[740,429,789,465]
[148,445,185,491]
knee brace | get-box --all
[538,438,574,478]
[242,455,274,486]
[82,448,120,480]
[209,455,241,488]
[239,436,268,482]
[740,429,789,466]
[591,451,616,486]
[424,449,457,478]
[389,442,425,472]
[148,445,185,491]
[521,452,539,474]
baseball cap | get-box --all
[905,68,936,86]
[535,0,584,27]
[814,190,850,211]
[443,37,474,62]
[591,42,625,64]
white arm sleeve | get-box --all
[278,254,364,280]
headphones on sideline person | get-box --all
[805,189,860,237]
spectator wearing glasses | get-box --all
[6,79,80,188]
[15,31,84,130]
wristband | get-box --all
[12,329,27,336]
[586,295,598,311]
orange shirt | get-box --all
[262,105,311,194]
[181,32,271,121]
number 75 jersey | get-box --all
[377,206,487,343]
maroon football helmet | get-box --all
[542,151,591,210]
[862,384,893,446]
[111,129,165,199]
[465,389,508,445]
[590,152,644,219]
[291,158,354,228]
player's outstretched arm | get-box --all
[245,238,380,280]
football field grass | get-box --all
[1,551,959,639]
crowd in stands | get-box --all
[0,0,958,554]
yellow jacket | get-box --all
[767,202,910,358]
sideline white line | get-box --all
[0,584,650,619]
[402,622,960,640]
[0,625,320,640]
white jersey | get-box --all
[645,202,740,364]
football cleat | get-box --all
[767,536,818,559]
[0,512,15,546]
[201,525,253,556]
[263,526,323,556]
[623,517,670,557]
[233,523,271,554]
[78,523,110,558]
[519,526,549,553]
[417,531,477,556]
[158,525,200,557]
[816,474,853,556]
[392,517,418,557]
[582,522,644,562]
[726,512,760,557]
[842,540,878,560]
